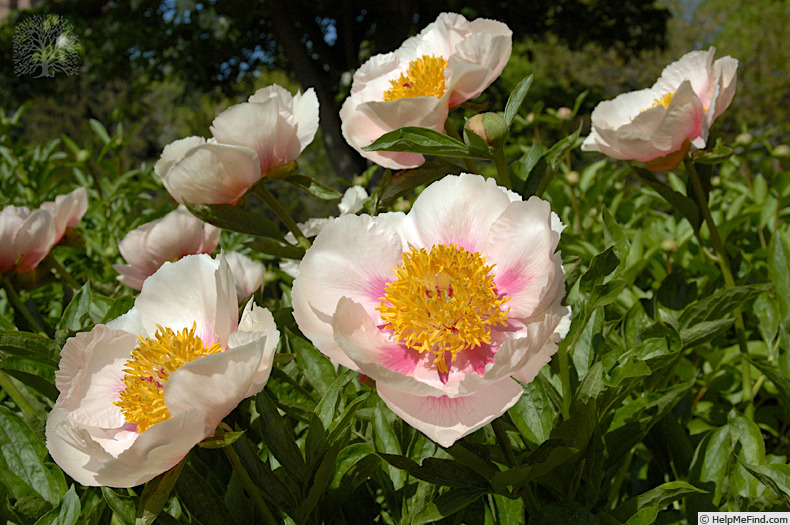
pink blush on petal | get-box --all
[379,342,422,375]
[454,342,496,377]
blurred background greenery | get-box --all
[1,0,787,190]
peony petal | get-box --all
[40,187,88,240]
[132,254,237,347]
[13,208,57,272]
[292,214,403,370]
[46,408,116,486]
[338,186,369,215]
[340,98,426,169]
[54,325,137,429]
[402,173,513,252]
[292,88,320,151]
[484,197,560,319]
[164,341,263,429]
[161,143,261,205]
[94,409,209,487]
[224,251,266,301]
[229,300,280,397]
[332,297,448,396]
[709,56,738,123]
[155,136,206,180]
[377,377,523,447]
[653,48,715,107]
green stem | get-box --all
[444,122,477,174]
[0,370,35,414]
[684,158,753,418]
[1,275,47,334]
[47,255,82,290]
[223,443,278,525]
[491,418,517,468]
[558,338,572,419]
[492,148,512,191]
[253,183,311,251]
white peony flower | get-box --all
[292,174,569,447]
[46,254,279,487]
[582,48,738,171]
[340,13,511,170]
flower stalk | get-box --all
[684,158,753,417]
[253,183,311,250]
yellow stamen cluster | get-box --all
[114,323,223,433]
[648,91,675,111]
[383,55,448,101]
[377,245,510,373]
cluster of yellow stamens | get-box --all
[648,91,675,111]
[114,323,223,433]
[383,55,448,101]
[377,244,510,373]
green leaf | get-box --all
[517,125,582,198]
[739,461,790,507]
[283,175,343,200]
[743,356,790,417]
[0,332,60,364]
[89,119,111,144]
[33,485,81,525]
[490,440,579,491]
[769,231,790,320]
[232,435,298,514]
[688,426,730,506]
[372,402,406,490]
[508,380,554,446]
[197,428,245,449]
[679,318,734,348]
[679,285,764,328]
[175,463,235,525]
[579,247,619,294]
[255,390,307,485]
[612,481,706,522]
[135,460,185,524]
[690,145,733,164]
[0,406,65,504]
[184,201,284,240]
[289,329,337,397]
[602,207,630,276]
[529,501,597,525]
[295,440,342,523]
[57,282,94,332]
[503,75,534,128]
[411,488,488,525]
[378,160,462,208]
[101,487,135,525]
[634,166,701,231]
[363,127,490,159]
[378,454,491,490]
[245,239,305,260]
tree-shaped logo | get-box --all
[13,14,81,78]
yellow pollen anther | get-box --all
[648,91,675,111]
[377,245,510,373]
[114,322,223,433]
[383,55,448,101]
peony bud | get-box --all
[465,113,509,148]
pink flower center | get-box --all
[377,244,510,373]
[114,322,223,433]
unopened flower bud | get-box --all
[735,133,753,146]
[660,238,678,253]
[466,113,509,148]
[557,107,573,120]
[773,144,790,158]
[565,170,579,185]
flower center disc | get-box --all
[377,244,510,372]
[114,323,222,433]
[383,55,448,101]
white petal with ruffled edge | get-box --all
[402,173,514,252]
[292,215,403,370]
[377,378,523,447]
[161,143,261,205]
